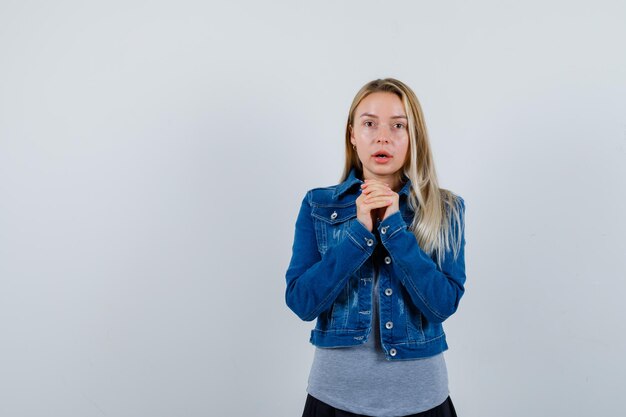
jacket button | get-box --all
[385,321,393,329]
[384,288,393,296]
[381,226,389,234]
[384,256,392,264]
[389,348,397,357]
[330,211,338,220]
[366,239,374,247]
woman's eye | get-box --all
[364,121,375,127]
[394,123,405,129]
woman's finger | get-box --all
[361,184,392,194]
[362,197,393,208]
[364,190,392,200]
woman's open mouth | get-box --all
[372,151,392,164]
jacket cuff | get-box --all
[378,211,408,243]
[347,218,378,252]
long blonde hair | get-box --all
[341,78,464,267]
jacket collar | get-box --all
[333,168,412,199]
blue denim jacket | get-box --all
[285,169,466,360]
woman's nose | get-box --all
[376,135,390,144]
[376,124,392,143]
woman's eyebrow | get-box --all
[359,113,407,119]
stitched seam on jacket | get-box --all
[388,332,445,345]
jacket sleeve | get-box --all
[285,191,377,321]
[378,197,466,324]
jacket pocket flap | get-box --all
[311,205,356,224]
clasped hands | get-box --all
[356,179,400,232]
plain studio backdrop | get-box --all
[1,1,625,416]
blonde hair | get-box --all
[341,78,464,267]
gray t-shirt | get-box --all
[307,269,450,417]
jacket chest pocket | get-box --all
[311,204,357,255]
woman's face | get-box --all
[350,92,409,181]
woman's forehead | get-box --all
[356,92,406,116]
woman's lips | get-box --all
[372,154,393,164]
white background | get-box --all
[1,1,625,416]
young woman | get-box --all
[285,78,466,417]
